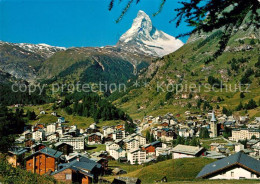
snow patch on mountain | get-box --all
[0,41,66,58]
[117,10,184,57]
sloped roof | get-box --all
[196,152,260,178]
[26,147,62,159]
[52,156,101,177]
[9,147,27,155]
[150,141,160,146]
[172,145,204,156]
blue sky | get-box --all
[0,0,192,47]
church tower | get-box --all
[210,111,218,138]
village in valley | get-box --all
[7,107,260,183]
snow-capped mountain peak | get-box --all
[117,10,184,57]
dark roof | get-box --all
[52,156,101,177]
[112,177,141,184]
[150,141,161,146]
[9,147,27,155]
[69,156,102,169]
[197,152,260,178]
[54,142,73,148]
[26,147,62,160]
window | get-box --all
[251,173,255,178]
[65,174,72,180]
[231,172,234,177]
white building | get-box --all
[46,133,58,142]
[178,129,190,138]
[231,129,260,141]
[125,139,140,151]
[110,148,126,160]
[59,137,85,150]
[89,123,97,130]
[127,149,146,165]
[197,152,260,179]
[46,124,56,134]
[106,142,120,152]
[156,147,172,157]
[32,129,45,141]
[56,128,63,137]
[133,134,146,146]
[234,143,244,152]
[103,126,115,137]
[112,130,125,141]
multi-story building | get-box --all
[231,129,260,141]
[103,126,115,137]
[127,149,146,164]
[32,129,45,141]
[88,132,103,145]
[112,130,125,141]
[110,148,126,160]
[46,124,56,134]
[125,139,140,151]
[59,137,85,150]
[25,147,62,175]
[106,142,120,152]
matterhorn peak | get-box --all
[118,10,184,57]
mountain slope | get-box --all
[0,41,65,81]
[113,12,260,119]
[117,10,184,57]
[38,46,154,85]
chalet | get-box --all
[34,123,45,131]
[103,126,115,137]
[161,128,175,142]
[197,152,260,179]
[142,141,163,155]
[25,147,62,175]
[31,143,46,152]
[54,142,73,156]
[158,122,169,129]
[91,157,109,175]
[88,132,103,145]
[52,156,102,184]
[7,147,27,167]
[85,128,99,134]
[172,145,205,159]
[25,139,35,147]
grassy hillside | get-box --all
[105,157,260,183]
[18,103,123,129]
[105,157,215,183]
[114,19,260,119]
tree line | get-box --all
[57,92,132,123]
